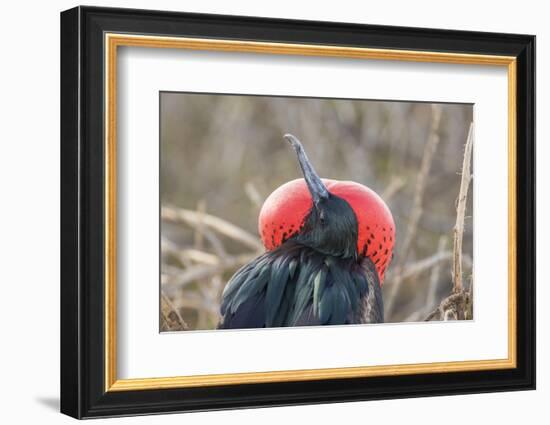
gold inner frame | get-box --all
[104,33,517,392]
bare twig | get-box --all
[464,271,474,320]
[170,291,216,311]
[194,200,207,250]
[163,236,226,268]
[162,206,263,252]
[382,176,406,202]
[163,220,227,261]
[424,122,474,322]
[427,236,447,310]
[386,105,443,315]
[161,253,257,293]
[424,291,470,322]
[161,205,266,327]
[386,250,452,283]
[244,181,264,209]
[179,248,220,265]
[161,237,193,268]
[399,238,449,323]
[452,123,474,294]
[160,292,189,331]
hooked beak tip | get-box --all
[283,133,300,149]
[283,133,329,203]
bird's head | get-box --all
[258,134,395,284]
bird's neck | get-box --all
[293,233,357,259]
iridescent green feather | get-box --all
[218,241,377,328]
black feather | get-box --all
[219,292,266,329]
[218,241,382,329]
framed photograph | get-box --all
[60,6,535,419]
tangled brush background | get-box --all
[160,92,474,331]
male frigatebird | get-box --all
[218,134,395,328]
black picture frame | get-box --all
[60,5,535,419]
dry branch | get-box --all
[161,253,257,294]
[161,205,266,327]
[244,181,264,209]
[424,122,474,321]
[452,123,474,294]
[160,291,189,331]
[426,236,448,312]
[162,205,263,252]
[387,250,451,283]
[424,291,471,322]
[382,176,406,202]
[386,105,443,315]
[193,200,207,250]
[180,248,220,265]
[162,237,193,268]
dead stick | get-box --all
[452,123,474,294]
[386,104,443,315]
[425,235,448,315]
[162,206,263,252]
[382,176,406,202]
[424,123,474,321]
[194,200,206,250]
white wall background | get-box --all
[0,1,544,423]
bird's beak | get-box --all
[284,134,329,206]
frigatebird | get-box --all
[218,134,395,328]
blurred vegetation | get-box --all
[160,92,473,331]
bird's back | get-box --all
[218,241,383,329]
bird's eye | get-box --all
[319,211,326,225]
